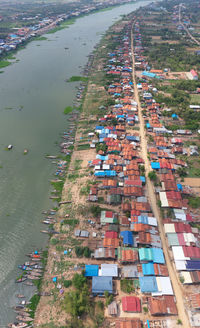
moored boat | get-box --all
[15,277,27,283]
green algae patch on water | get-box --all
[0,60,11,69]
[68,75,88,82]
[64,106,73,114]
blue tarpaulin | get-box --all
[151,162,160,170]
[177,183,183,191]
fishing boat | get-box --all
[24,149,28,154]
[20,300,31,305]
[7,144,13,150]
[15,277,27,283]
[40,230,49,234]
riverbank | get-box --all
[0,0,145,69]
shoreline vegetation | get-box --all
[67,76,89,83]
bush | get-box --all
[75,246,91,258]
[104,291,113,306]
[188,196,200,208]
[64,280,72,288]
[143,306,148,313]
[148,171,157,181]
[51,238,59,245]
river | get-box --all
[0,1,151,325]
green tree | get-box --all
[72,273,87,289]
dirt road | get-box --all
[131,28,191,328]
[179,4,200,46]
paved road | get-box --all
[131,27,191,328]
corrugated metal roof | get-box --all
[142,262,155,276]
[92,276,113,294]
[122,296,141,312]
[139,276,158,293]
[100,263,118,277]
[85,265,99,277]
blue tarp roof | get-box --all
[96,155,108,160]
[120,231,133,246]
[96,126,104,130]
[142,263,155,276]
[95,170,116,177]
[92,276,113,294]
[142,71,156,78]
[139,276,158,293]
[85,265,99,277]
[152,248,165,264]
[151,162,160,170]
[146,123,151,128]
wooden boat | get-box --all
[46,155,57,159]
[16,294,25,299]
[24,281,34,286]
[16,316,33,322]
[16,277,27,283]
[40,230,49,234]
[13,305,24,311]
[28,276,40,280]
[8,323,28,328]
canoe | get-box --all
[24,281,34,286]
[16,316,33,322]
[16,294,25,298]
[8,323,28,328]
[13,305,24,310]
[15,277,27,283]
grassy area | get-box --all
[77,144,90,150]
[33,36,48,41]
[68,76,88,82]
[191,94,200,104]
